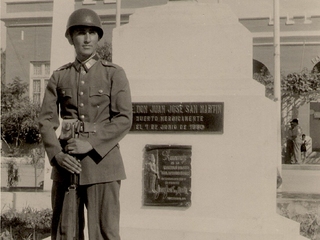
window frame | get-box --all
[30,61,50,105]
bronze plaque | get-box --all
[143,145,191,207]
[131,102,223,133]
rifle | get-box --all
[57,120,81,240]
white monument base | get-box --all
[113,1,307,239]
[120,215,303,240]
[118,97,307,240]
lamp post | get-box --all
[273,0,282,174]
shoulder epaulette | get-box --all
[55,62,73,71]
[101,60,117,68]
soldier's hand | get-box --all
[55,152,82,174]
[65,138,93,155]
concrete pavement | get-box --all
[279,159,320,194]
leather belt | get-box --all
[76,121,97,133]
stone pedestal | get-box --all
[113,1,307,239]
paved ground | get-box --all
[280,165,320,193]
[279,151,320,194]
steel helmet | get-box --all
[65,8,103,39]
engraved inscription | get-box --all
[131,102,224,133]
[143,145,192,207]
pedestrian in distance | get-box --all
[301,134,308,163]
[285,118,303,164]
[38,8,132,240]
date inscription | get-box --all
[131,102,224,133]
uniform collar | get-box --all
[74,54,100,72]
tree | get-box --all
[1,77,41,154]
[1,48,5,85]
[253,68,320,110]
[281,68,320,102]
[96,41,112,62]
[29,147,45,188]
[253,68,320,146]
[7,160,20,187]
[253,65,274,99]
[281,69,320,127]
[1,77,45,188]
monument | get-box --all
[112,1,307,239]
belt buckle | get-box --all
[75,121,84,133]
[79,121,84,132]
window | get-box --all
[30,62,50,105]
[33,79,41,104]
[45,64,50,75]
[33,64,42,75]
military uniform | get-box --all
[39,53,132,239]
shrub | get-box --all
[1,207,52,240]
[277,200,320,240]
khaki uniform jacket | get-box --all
[38,55,132,185]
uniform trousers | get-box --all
[51,180,121,240]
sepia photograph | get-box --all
[1,0,320,239]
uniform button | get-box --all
[97,105,100,108]
[80,92,84,96]
[80,103,84,107]
[80,115,85,119]
[98,90,103,94]
[81,81,85,85]
[62,90,65,94]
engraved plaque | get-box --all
[131,102,224,133]
[143,145,192,207]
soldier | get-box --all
[38,8,132,240]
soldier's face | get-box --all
[71,27,99,61]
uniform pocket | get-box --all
[89,86,109,97]
[58,88,73,98]
[58,88,74,109]
[89,86,110,106]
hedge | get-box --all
[1,207,51,240]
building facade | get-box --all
[1,0,320,150]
